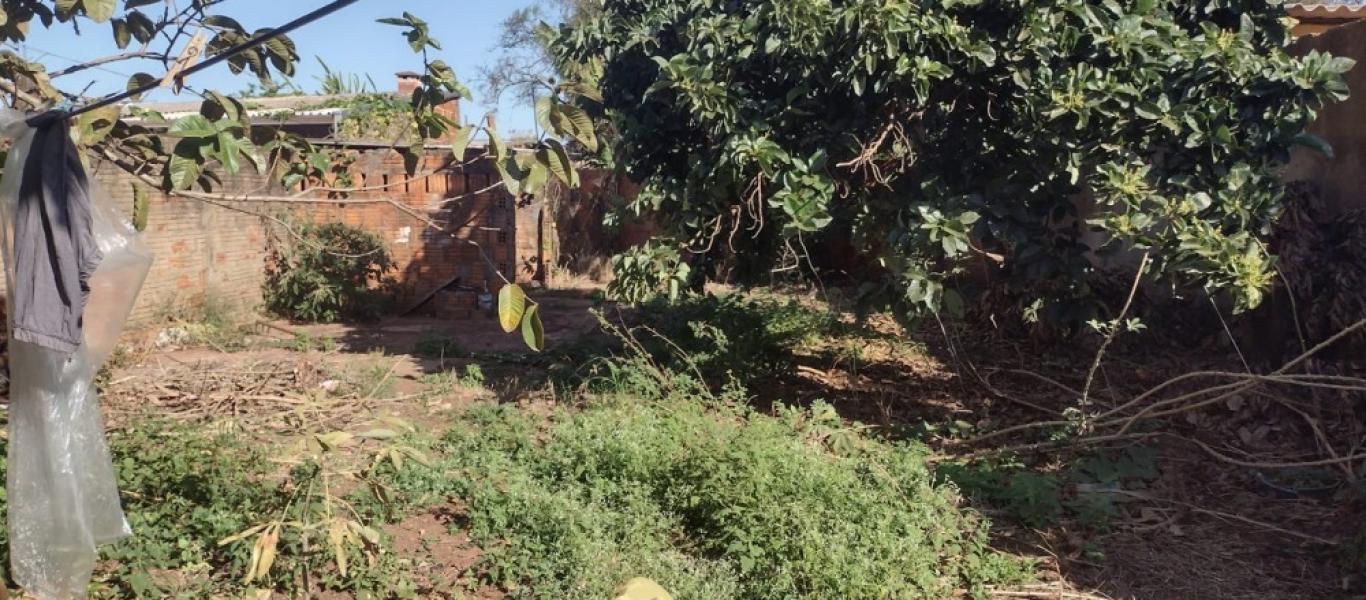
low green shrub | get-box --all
[365,395,1028,599]
[265,222,394,322]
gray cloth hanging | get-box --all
[10,112,102,354]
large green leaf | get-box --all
[126,72,156,100]
[168,142,205,190]
[521,304,544,352]
[549,103,597,151]
[111,18,130,48]
[168,115,218,138]
[540,139,578,188]
[82,0,116,22]
[452,125,475,160]
[216,132,242,175]
[535,96,555,134]
[497,283,526,333]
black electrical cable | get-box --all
[61,0,362,120]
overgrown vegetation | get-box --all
[553,0,1353,323]
[368,397,1029,599]
[265,222,395,323]
[626,293,838,389]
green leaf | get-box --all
[73,105,119,147]
[168,115,218,138]
[202,15,245,32]
[125,0,161,7]
[83,0,116,23]
[535,95,554,134]
[521,304,544,352]
[548,103,598,151]
[200,90,246,126]
[126,72,156,101]
[452,125,475,159]
[557,81,603,103]
[498,283,526,333]
[126,10,154,43]
[216,132,242,175]
[168,141,205,190]
[111,18,130,48]
[540,139,577,187]
[487,127,507,161]
[131,184,149,232]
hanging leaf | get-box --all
[497,283,526,333]
[549,103,598,151]
[540,139,577,187]
[126,72,156,101]
[521,304,545,352]
[535,95,555,133]
[73,104,119,147]
[125,9,154,43]
[487,127,507,161]
[557,81,603,103]
[168,114,218,138]
[111,18,130,48]
[521,156,548,196]
[216,132,242,175]
[83,0,117,23]
[132,184,149,232]
[167,141,204,190]
[452,125,475,159]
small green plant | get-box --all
[412,332,465,358]
[420,364,488,397]
[283,331,338,353]
[348,350,399,399]
[607,242,691,303]
[264,222,394,323]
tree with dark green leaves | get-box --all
[553,0,1352,325]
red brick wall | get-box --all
[0,144,586,326]
[0,147,520,325]
[88,161,273,323]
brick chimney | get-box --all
[397,71,462,139]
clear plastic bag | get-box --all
[0,109,153,599]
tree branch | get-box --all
[48,50,169,79]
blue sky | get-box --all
[14,0,543,135]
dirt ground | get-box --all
[99,290,1362,600]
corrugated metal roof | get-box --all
[1287,3,1366,19]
